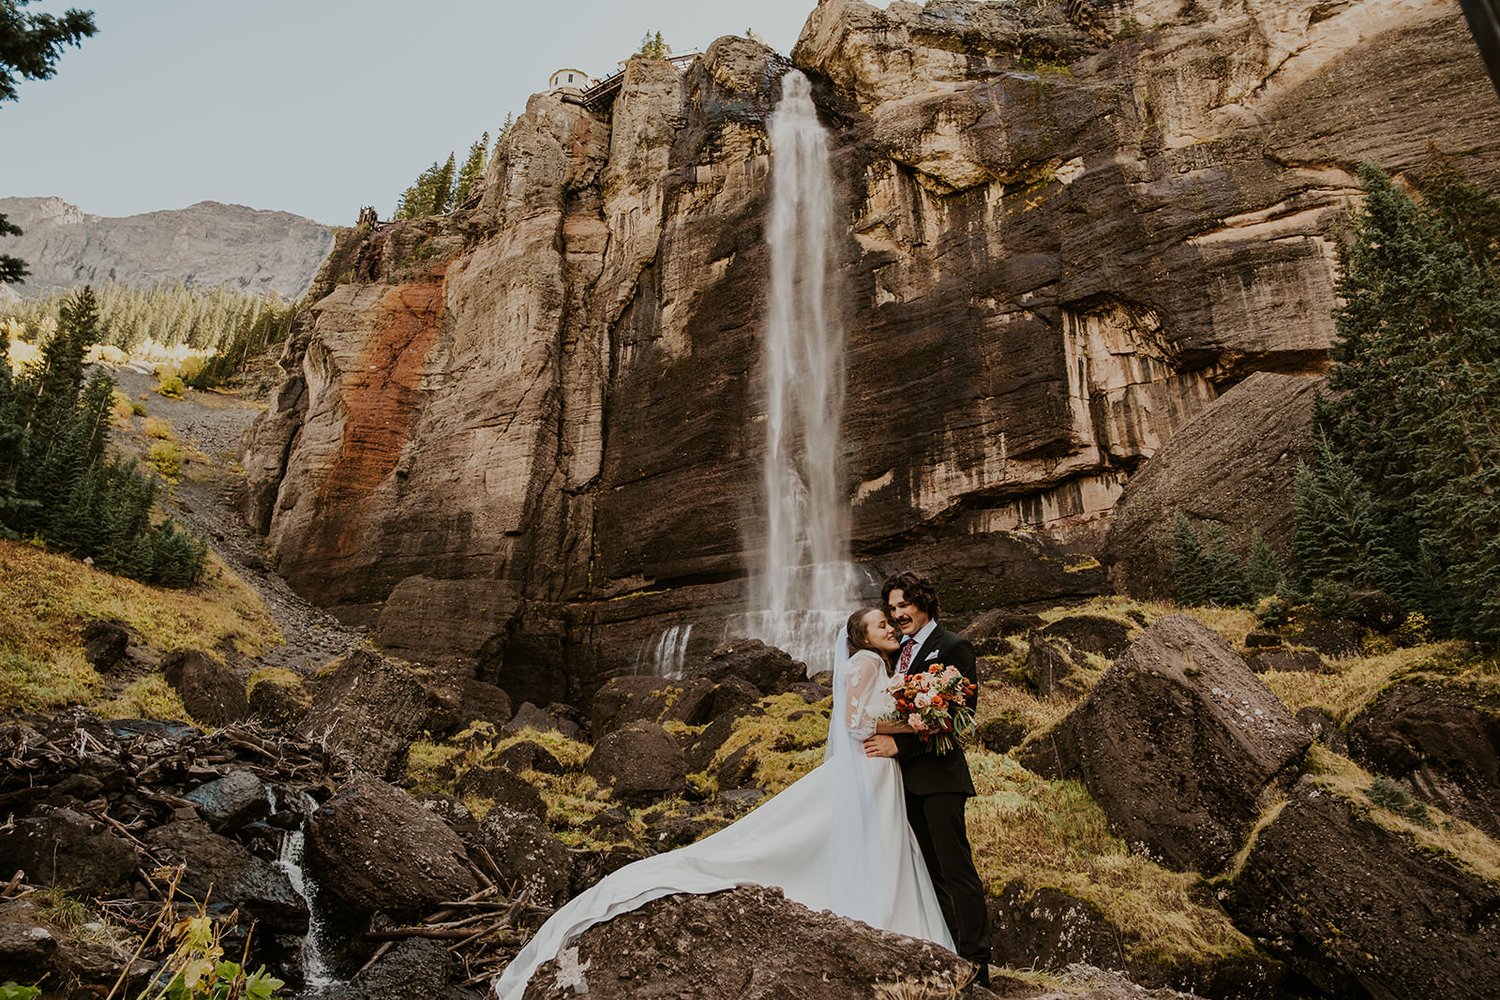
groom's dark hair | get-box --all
[881,571,940,621]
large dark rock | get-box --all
[1039,614,1136,659]
[162,649,248,727]
[1105,374,1323,597]
[1346,679,1500,839]
[304,776,476,916]
[326,938,471,1000]
[145,820,306,933]
[1018,616,1310,874]
[522,885,976,999]
[296,649,461,777]
[455,765,546,818]
[1022,633,1085,697]
[184,770,269,830]
[987,884,1280,999]
[459,676,513,729]
[589,674,716,735]
[246,670,311,730]
[81,619,129,672]
[470,804,572,907]
[505,702,580,740]
[705,674,762,721]
[0,807,139,896]
[1226,773,1500,997]
[702,639,805,695]
[584,720,687,806]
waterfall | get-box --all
[272,790,340,994]
[730,70,857,675]
[636,624,692,678]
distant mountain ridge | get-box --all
[0,196,335,301]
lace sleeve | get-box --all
[843,651,890,739]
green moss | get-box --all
[711,693,831,793]
[105,674,191,723]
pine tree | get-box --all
[1243,532,1287,599]
[430,152,457,215]
[1200,522,1249,606]
[453,132,490,208]
[638,30,671,59]
[1172,512,1212,605]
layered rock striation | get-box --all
[243,0,1500,704]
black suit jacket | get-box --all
[891,624,978,797]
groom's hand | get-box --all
[863,735,898,758]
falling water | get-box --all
[272,790,340,994]
[728,70,857,674]
[635,624,693,678]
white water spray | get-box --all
[728,70,857,674]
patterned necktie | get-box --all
[897,638,915,674]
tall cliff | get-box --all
[0,197,333,300]
[243,0,1500,705]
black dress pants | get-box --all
[905,790,991,969]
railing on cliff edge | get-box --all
[569,52,702,112]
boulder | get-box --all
[1293,707,1348,755]
[964,608,1045,653]
[0,807,139,896]
[589,674,716,736]
[585,720,686,806]
[706,674,762,721]
[1291,617,1363,657]
[245,669,311,730]
[162,649,247,727]
[459,677,513,729]
[1018,616,1310,874]
[455,765,547,818]
[682,710,749,775]
[505,702,577,739]
[0,898,58,981]
[1243,649,1324,674]
[1039,614,1136,659]
[494,739,564,776]
[326,938,470,1000]
[304,776,476,915]
[988,884,1281,999]
[703,639,805,695]
[1022,633,1085,698]
[81,619,129,672]
[296,649,461,777]
[1105,374,1323,597]
[1346,679,1500,839]
[977,714,1030,755]
[1226,773,1500,997]
[522,885,976,999]
[184,770,269,830]
[569,844,649,896]
[145,820,306,933]
[470,804,572,907]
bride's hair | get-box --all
[845,606,891,660]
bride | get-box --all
[491,607,955,998]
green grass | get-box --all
[710,692,831,792]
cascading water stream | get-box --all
[725,69,857,674]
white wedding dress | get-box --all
[492,635,954,999]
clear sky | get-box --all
[2,1,822,225]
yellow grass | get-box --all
[1305,745,1500,885]
[1259,641,1476,722]
[976,681,1077,740]
[142,416,174,440]
[104,674,190,722]
[710,692,831,793]
[0,538,280,714]
[967,752,1256,966]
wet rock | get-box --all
[296,649,461,777]
[305,776,476,916]
[494,739,564,776]
[0,807,139,896]
[185,769,269,830]
[522,885,976,999]
[703,638,805,695]
[327,938,470,1000]
[1023,633,1085,698]
[589,675,715,736]
[1018,616,1310,874]
[1040,614,1135,659]
[81,619,129,672]
[162,649,247,727]
[1346,679,1500,838]
[455,765,546,818]
[1243,648,1324,674]
[584,720,686,806]
[1226,773,1500,997]
[471,804,571,907]
[145,820,306,933]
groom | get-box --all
[863,571,991,985]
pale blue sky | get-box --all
[2,1,822,225]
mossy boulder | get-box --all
[584,720,686,806]
[589,675,715,736]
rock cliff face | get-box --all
[0,197,332,299]
[243,0,1500,705]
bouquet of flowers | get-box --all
[886,664,977,755]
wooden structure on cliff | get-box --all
[571,52,701,112]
